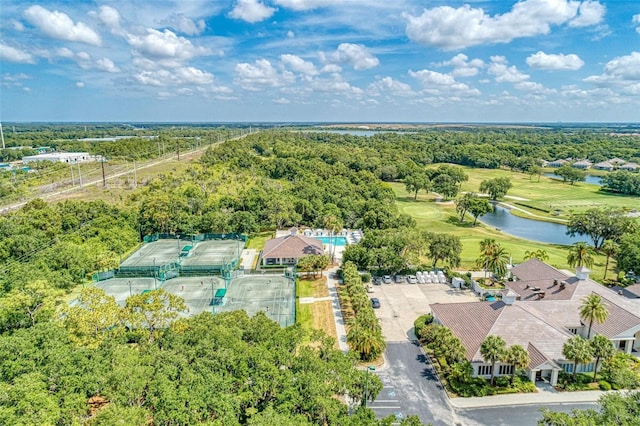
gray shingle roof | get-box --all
[262,234,324,259]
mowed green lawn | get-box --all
[453,166,640,220]
[390,182,611,279]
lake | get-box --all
[544,173,603,186]
[478,205,588,245]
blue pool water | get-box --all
[317,236,348,246]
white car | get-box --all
[407,275,417,284]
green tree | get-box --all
[479,177,512,200]
[616,230,640,276]
[476,239,510,280]
[540,391,640,425]
[432,174,458,200]
[468,197,492,226]
[404,172,431,200]
[503,344,530,384]
[456,192,474,222]
[61,287,125,348]
[567,242,595,269]
[556,164,586,185]
[0,280,64,331]
[562,335,594,379]
[427,233,462,268]
[125,289,188,343]
[480,335,507,385]
[590,334,615,382]
[579,294,609,339]
[323,214,343,263]
[567,208,637,249]
[600,240,617,280]
[297,255,315,277]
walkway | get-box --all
[326,266,349,352]
[451,384,605,409]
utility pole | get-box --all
[176,140,180,160]
[101,158,106,187]
[0,122,5,149]
[77,162,82,187]
[70,163,75,187]
[133,160,137,188]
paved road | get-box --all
[369,342,597,426]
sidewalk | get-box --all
[450,384,604,408]
[326,266,349,353]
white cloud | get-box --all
[404,1,602,50]
[273,97,291,104]
[76,81,85,88]
[133,66,216,87]
[55,47,75,58]
[90,5,122,34]
[287,30,295,38]
[160,13,206,35]
[633,14,640,34]
[488,56,530,83]
[584,51,640,85]
[368,76,415,97]
[434,53,484,77]
[320,64,342,74]
[331,43,379,70]
[0,43,35,64]
[409,69,480,97]
[11,20,25,31]
[526,51,584,71]
[24,5,102,46]
[126,28,209,64]
[280,54,318,75]
[96,58,120,73]
[569,1,606,27]
[274,0,340,11]
[229,0,276,23]
[234,59,295,90]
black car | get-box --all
[371,298,381,309]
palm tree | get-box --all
[503,345,530,384]
[590,334,615,382]
[600,240,617,280]
[477,239,510,280]
[567,242,595,269]
[323,214,343,264]
[523,249,549,262]
[562,335,593,379]
[480,335,507,386]
[580,294,609,339]
[477,238,499,280]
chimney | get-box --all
[503,290,517,305]
[576,266,590,280]
[289,227,298,235]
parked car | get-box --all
[383,275,392,284]
[371,298,381,308]
[407,275,417,284]
[366,284,374,293]
[394,275,404,283]
[373,276,382,285]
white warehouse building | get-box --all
[22,152,93,164]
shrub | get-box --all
[360,272,371,283]
[413,314,434,340]
[599,380,612,391]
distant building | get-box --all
[620,162,638,172]
[548,159,568,167]
[0,163,12,172]
[609,158,627,166]
[593,161,614,171]
[22,152,92,164]
[572,160,592,169]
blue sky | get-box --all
[1,0,639,122]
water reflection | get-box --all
[478,205,587,245]
[544,173,603,186]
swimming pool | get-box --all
[317,236,348,246]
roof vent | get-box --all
[576,266,590,280]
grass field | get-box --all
[296,277,337,346]
[453,166,640,221]
[390,182,612,279]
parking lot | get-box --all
[370,280,478,342]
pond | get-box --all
[478,205,588,245]
[544,173,603,186]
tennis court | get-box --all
[94,274,295,326]
[180,239,243,272]
[120,239,190,269]
[214,275,295,327]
